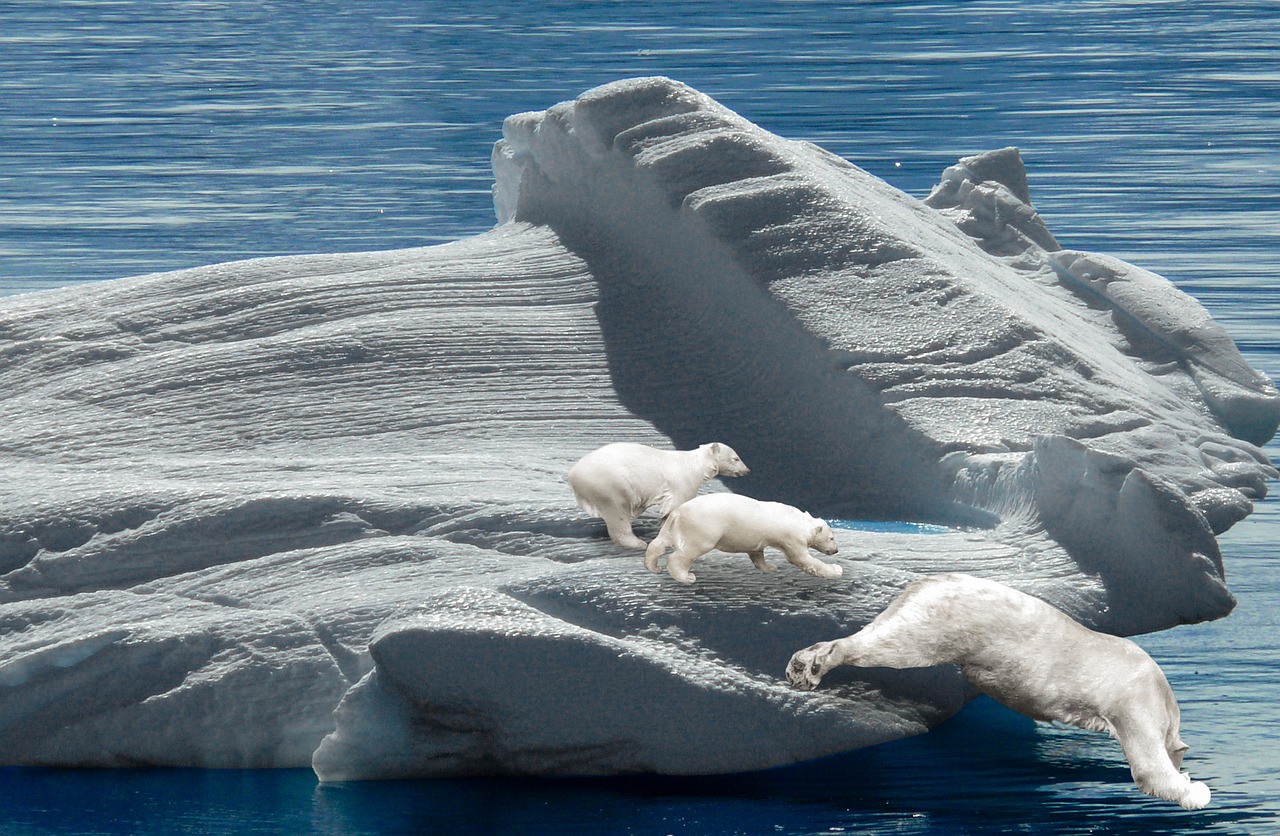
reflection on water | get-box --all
[3,696,1274,834]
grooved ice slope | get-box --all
[493,77,1277,628]
[1,78,1275,778]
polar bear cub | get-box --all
[568,442,749,549]
[644,493,842,584]
[786,573,1210,810]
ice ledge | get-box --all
[312,585,967,780]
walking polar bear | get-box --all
[568,442,749,549]
[786,573,1210,810]
[644,493,842,584]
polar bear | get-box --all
[786,573,1210,810]
[643,492,842,584]
[568,442,749,549]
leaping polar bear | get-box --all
[786,573,1211,810]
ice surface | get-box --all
[1,77,1275,777]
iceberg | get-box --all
[1,77,1275,778]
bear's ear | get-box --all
[709,442,723,454]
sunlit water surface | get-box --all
[1,1,1277,833]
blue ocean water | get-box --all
[1,1,1277,833]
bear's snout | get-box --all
[811,526,839,555]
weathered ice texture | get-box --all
[1,77,1275,778]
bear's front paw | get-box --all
[814,561,843,579]
[1180,780,1211,810]
[786,643,832,690]
[797,559,843,579]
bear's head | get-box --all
[809,521,839,555]
[706,442,750,477]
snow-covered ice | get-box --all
[1,77,1275,778]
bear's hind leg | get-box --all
[786,639,842,690]
[601,508,647,549]
[664,546,704,584]
[786,633,883,690]
[643,527,671,573]
[787,605,962,691]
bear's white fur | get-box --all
[568,442,749,549]
[786,573,1211,810]
[643,492,842,584]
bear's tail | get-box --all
[567,480,600,517]
[573,494,600,517]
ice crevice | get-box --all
[1,77,1277,777]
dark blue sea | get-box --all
[2,1,1277,833]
